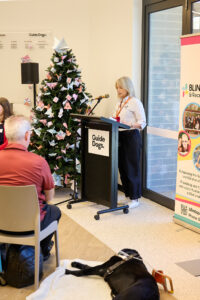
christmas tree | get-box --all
[30,38,92,186]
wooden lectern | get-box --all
[68,114,130,220]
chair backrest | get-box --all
[0,185,39,232]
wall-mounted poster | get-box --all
[0,31,52,115]
[174,34,200,233]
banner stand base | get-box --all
[173,217,200,234]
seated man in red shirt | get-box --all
[0,115,61,260]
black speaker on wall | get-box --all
[21,62,39,84]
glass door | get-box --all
[142,1,184,209]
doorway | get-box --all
[142,0,198,209]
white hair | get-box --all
[4,115,31,142]
[115,76,135,97]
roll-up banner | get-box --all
[174,34,200,233]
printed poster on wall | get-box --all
[0,31,52,114]
[174,34,200,232]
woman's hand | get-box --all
[122,121,141,129]
[132,123,142,129]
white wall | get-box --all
[0,0,142,117]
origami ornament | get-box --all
[66,95,72,101]
[83,92,89,100]
[47,128,57,135]
[61,86,67,91]
[64,102,72,110]
[53,97,59,103]
[62,100,67,106]
[49,140,57,146]
[24,98,31,106]
[76,158,80,165]
[56,156,62,160]
[21,55,31,63]
[66,130,71,136]
[52,172,62,186]
[74,81,80,87]
[45,107,54,118]
[44,104,50,110]
[32,118,38,124]
[76,163,81,173]
[56,130,66,140]
[54,165,59,171]
[61,149,66,154]
[36,106,43,111]
[54,57,59,63]
[67,78,72,84]
[73,94,78,100]
[62,55,67,60]
[46,82,58,89]
[49,153,57,157]
[67,83,74,90]
[47,121,53,127]
[33,128,42,136]
[36,145,43,150]
[58,108,63,118]
[78,86,83,93]
[77,128,81,136]
[46,73,52,80]
[57,61,64,66]
[56,74,62,81]
[63,122,68,129]
[63,157,73,162]
[51,67,56,73]
[39,119,47,125]
[53,37,69,53]
[80,99,86,104]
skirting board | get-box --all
[173,217,200,234]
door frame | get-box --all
[141,0,190,210]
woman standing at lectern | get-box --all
[114,76,146,208]
[0,97,12,150]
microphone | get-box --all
[94,94,110,100]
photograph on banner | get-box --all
[183,103,200,137]
[193,145,200,171]
[178,130,191,156]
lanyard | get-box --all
[115,97,131,118]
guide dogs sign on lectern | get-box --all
[88,129,110,157]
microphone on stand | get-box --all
[94,94,110,100]
[88,94,110,115]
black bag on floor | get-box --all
[5,244,43,288]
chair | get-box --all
[0,185,60,290]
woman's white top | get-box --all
[114,96,146,130]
